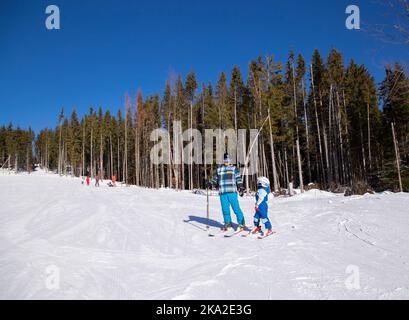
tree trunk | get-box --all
[14,153,18,174]
[359,114,366,178]
[90,127,93,179]
[336,91,346,185]
[100,133,103,179]
[296,139,304,192]
[292,64,303,192]
[81,122,85,177]
[117,136,120,181]
[58,124,62,175]
[190,101,193,190]
[267,108,279,192]
[26,147,29,173]
[311,64,326,187]
[167,116,172,188]
[302,78,312,183]
[342,90,353,186]
[367,103,372,171]
[392,122,403,192]
[135,126,139,186]
[284,148,289,189]
[124,118,128,185]
[110,134,113,180]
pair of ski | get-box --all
[242,229,276,239]
[209,227,276,239]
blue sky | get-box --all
[0,0,407,133]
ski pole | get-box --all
[206,186,210,231]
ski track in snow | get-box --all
[1,170,409,299]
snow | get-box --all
[1,169,409,300]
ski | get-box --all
[257,231,277,239]
[224,227,249,238]
[208,232,221,237]
[241,230,262,238]
[208,226,251,238]
[208,229,232,237]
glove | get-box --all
[238,186,245,197]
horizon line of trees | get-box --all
[1,48,408,193]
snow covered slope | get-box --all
[1,169,409,300]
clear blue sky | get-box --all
[0,0,407,133]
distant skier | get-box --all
[207,153,246,232]
[111,175,116,187]
[86,176,90,186]
[95,175,100,187]
[251,176,274,237]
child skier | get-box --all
[86,176,90,186]
[251,177,274,237]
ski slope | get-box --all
[1,169,409,300]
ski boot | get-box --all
[236,224,247,232]
[251,225,263,234]
[263,229,274,237]
[221,223,233,233]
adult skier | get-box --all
[251,176,274,237]
[207,153,246,232]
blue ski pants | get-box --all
[219,192,245,225]
[254,208,272,229]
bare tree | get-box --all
[392,122,403,191]
[367,0,409,45]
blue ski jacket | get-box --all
[210,165,243,195]
[256,185,270,213]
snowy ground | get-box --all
[1,169,409,300]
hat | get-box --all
[223,153,231,163]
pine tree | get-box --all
[1,48,402,194]
[185,71,198,190]
[379,63,409,191]
[68,110,81,176]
